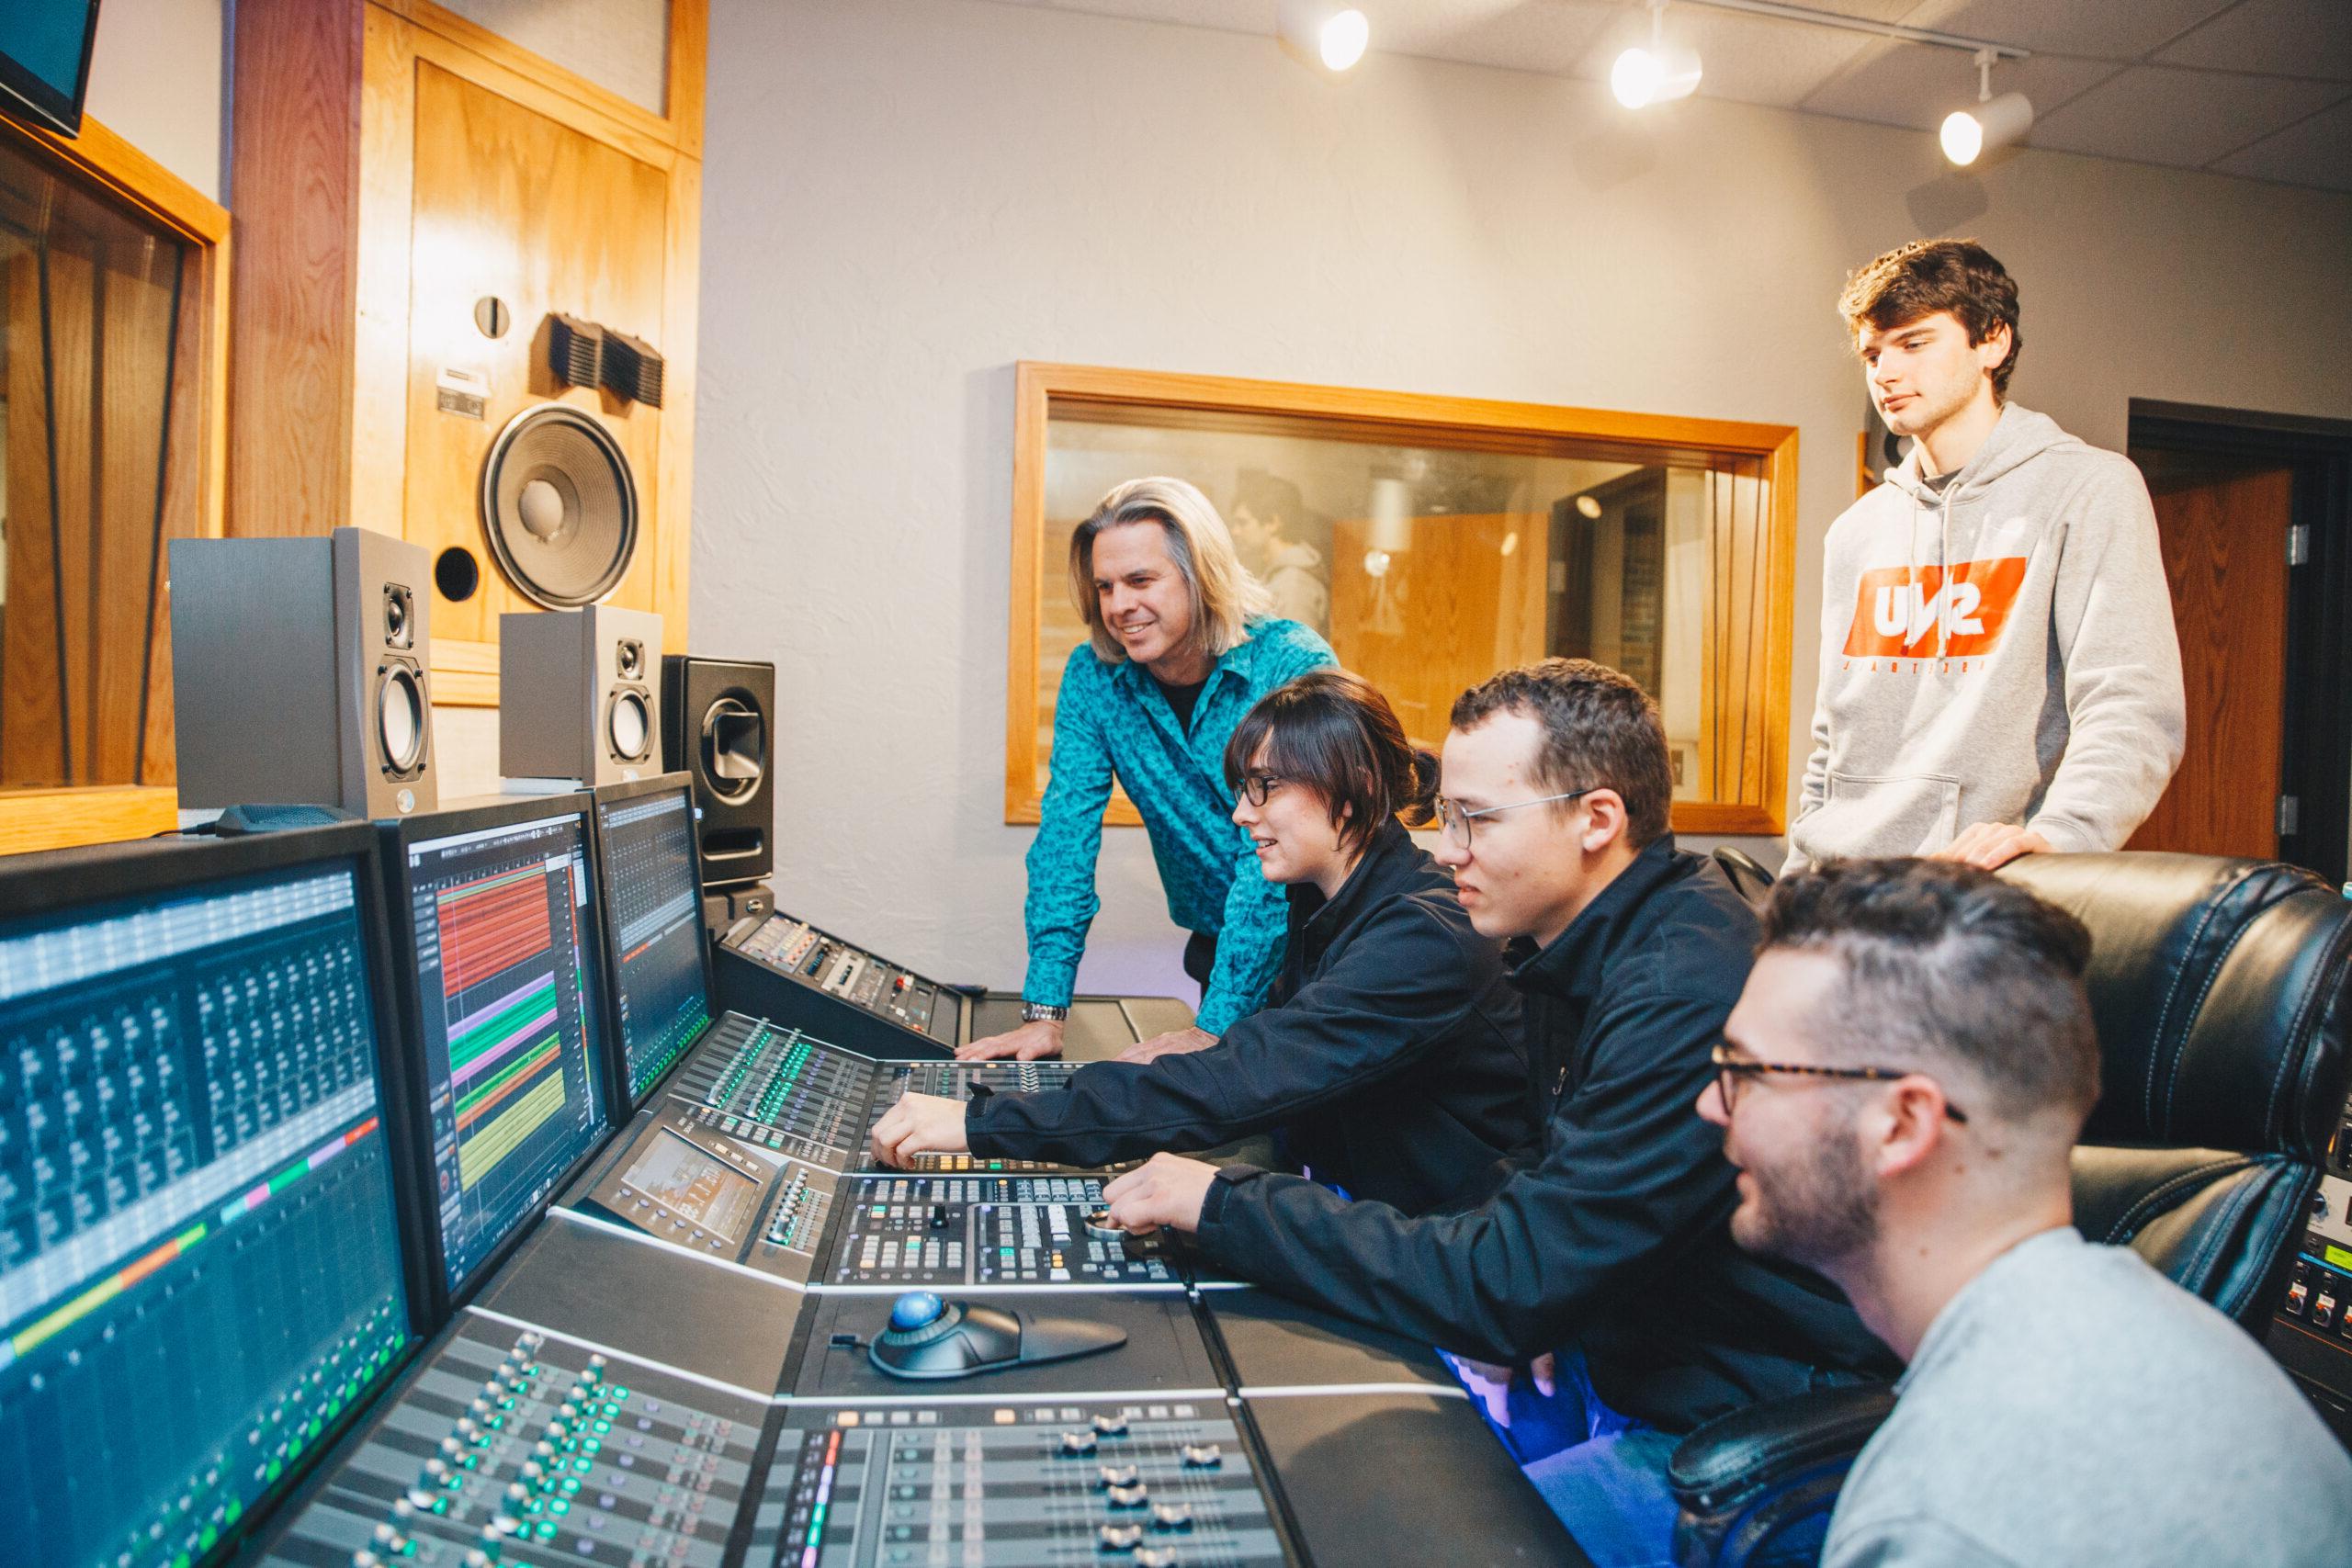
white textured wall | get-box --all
[82,0,225,202]
[694,0,2352,1000]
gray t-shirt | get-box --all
[1825,1226,2352,1566]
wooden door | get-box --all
[2125,458,2293,858]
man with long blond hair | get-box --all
[965,477,1334,1062]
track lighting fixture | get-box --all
[1940,47,2034,166]
[1277,1,1369,73]
[1612,0,1702,109]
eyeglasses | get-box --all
[1238,773,1289,807]
[1433,787,1596,850]
[1710,1043,1969,1123]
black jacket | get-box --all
[1193,836,1897,1432]
[967,819,1533,1213]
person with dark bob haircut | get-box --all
[871,669,1535,1215]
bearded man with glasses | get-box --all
[1103,658,1894,1565]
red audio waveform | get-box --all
[437,866,554,997]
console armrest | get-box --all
[1668,1382,1896,1568]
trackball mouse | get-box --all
[867,1292,1128,1380]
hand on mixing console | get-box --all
[869,1090,971,1167]
[956,1017,1066,1060]
[1114,1024,1219,1065]
[1099,1151,1218,1235]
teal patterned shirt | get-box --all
[1023,618,1336,1034]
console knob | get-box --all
[1151,1502,1194,1531]
[888,1291,945,1331]
[506,1483,529,1504]
[464,1551,494,1568]
[519,1462,543,1483]
[351,1552,383,1568]
[438,1438,465,1459]
[1095,1463,1139,1488]
[1058,1431,1099,1456]
[1092,1413,1129,1437]
[547,1422,568,1440]
[424,1460,450,1483]
[1097,1524,1144,1551]
[1135,1548,1180,1568]
[1107,1483,1149,1507]
[1180,1442,1220,1468]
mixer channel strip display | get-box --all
[827,1177,1181,1289]
[749,1404,1285,1568]
[597,788,717,1103]
[254,1316,769,1568]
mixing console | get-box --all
[254,1316,769,1568]
[730,916,949,1038]
[824,1177,1182,1289]
[746,1402,1286,1567]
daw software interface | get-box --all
[401,811,607,1291]
[596,786,711,1101]
[0,856,411,1568]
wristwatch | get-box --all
[1020,1001,1070,1023]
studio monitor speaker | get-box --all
[499,605,664,785]
[170,526,437,817]
[481,403,639,609]
[661,656,773,888]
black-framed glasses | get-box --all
[1433,787,1596,851]
[1710,1043,1968,1123]
[1238,773,1289,807]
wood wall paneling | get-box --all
[3,254,64,787]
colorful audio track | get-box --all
[438,866,574,1193]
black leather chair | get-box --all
[1668,852,2352,1567]
[1713,846,1777,910]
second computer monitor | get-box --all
[385,797,611,1296]
[591,774,712,1104]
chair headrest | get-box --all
[1997,853,2352,1157]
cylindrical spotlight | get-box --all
[1940,90,2034,165]
[1278,1,1370,73]
[1611,2,1701,109]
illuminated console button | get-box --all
[1180,1443,1221,1468]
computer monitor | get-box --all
[381,797,611,1298]
[591,774,713,1104]
[0,0,101,138]
[0,825,417,1568]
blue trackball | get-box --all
[889,1291,944,1331]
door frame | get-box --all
[2131,400,2352,886]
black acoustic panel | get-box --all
[548,312,603,390]
[1244,1391,1590,1566]
[792,1291,1220,1401]
[474,1210,801,1397]
[602,328,665,408]
[1205,1288,1458,1392]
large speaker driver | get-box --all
[480,403,639,607]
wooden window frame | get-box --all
[1005,361,1800,837]
[0,113,231,855]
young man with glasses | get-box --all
[869,670,1533,1214]
[1700,859,2352,1565]
[1102,659,1893,1564]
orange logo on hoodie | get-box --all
[1841,558,2029,660]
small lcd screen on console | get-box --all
[403,811,608,1292]
[617,1129,763,1245]
[0,852,410,1568]
[595,786,711,1101]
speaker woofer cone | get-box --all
[606,686,652,762]
[481,404,639,608]
[701,696,766,803]
[378,662,427,778]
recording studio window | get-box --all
[1007,365,1801,837]
[0,114,227,852]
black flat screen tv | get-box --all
[1,0,102,139]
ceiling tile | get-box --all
[2210,92,2352,187]
[1801,41,2121,133]
[2157,0,2352,82]
[1889,0,2241,62]
[2030,62,2346,166]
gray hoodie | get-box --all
[1789,403,2185,867]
